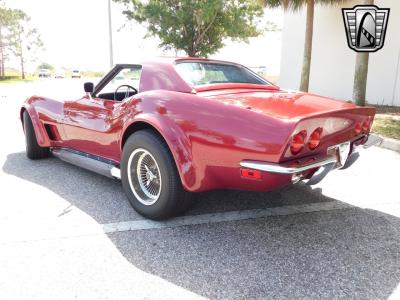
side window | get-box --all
[100,66,142,94]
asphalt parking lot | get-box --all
[1,80,400,299]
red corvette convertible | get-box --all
[21,57,381,219]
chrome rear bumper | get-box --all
[240,134,382,176]
[240,156,337,175]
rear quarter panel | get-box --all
[125,91,297,192]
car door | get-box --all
[62,95,122,162]
[62,65,142,162]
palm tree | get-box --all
[353,50,369,106]
[353,0,373,106]
[264,0,346,92]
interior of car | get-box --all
[96,67,141,101]
[97,90,138,101]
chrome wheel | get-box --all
[127,148,162,205]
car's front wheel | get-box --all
[121,130,192,220]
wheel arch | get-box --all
[120,119,196,191]
[20,107,26,125]
[121,121,159,150]
[20,105,51,147]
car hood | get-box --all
[201,89,358,120]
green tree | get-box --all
[37,62,54,71]
[114,0,264,57]
[263,0,346,92]
[0,1,4,77]
[0,6,14,78]
[9,10,43,79]
[352,0,373,106]
[0,4,42,79]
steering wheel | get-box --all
[114,84,138,101]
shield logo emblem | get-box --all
[342,5,390,52]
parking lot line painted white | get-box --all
[102,201,352,233]
[1,201,353,244]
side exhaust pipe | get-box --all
[51,148,121,179]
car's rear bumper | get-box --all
[240,134,382,183]
[241,156,335,175]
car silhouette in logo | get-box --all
[342,5,390,52]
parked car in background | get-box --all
[54,70,65,78]
[72,70,81,78]
[38,69,51,78]
[21,57,381,220]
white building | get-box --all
[279,0,400,106]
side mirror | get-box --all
[84,82,94,93]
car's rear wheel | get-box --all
[121,130,192,220]
[23,111,50,159]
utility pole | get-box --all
[108,0,114,67]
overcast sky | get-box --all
[5,0,283,74]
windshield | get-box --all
[175,61,269,87]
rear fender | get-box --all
[120,91,295,192]
[120,114,196,191]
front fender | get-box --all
[21,99,52,147]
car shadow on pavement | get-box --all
[3,152,400,299]
[1,152,334,223]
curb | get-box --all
[378,136,400,153]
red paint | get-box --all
[21,58,376,193]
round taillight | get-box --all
[355,122,362,135]
[308,127,323,150]
[290,130,307,155]
[362,119,371,133]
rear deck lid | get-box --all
[201,89,360,120]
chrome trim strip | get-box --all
[328,141,350,168]
[51,148,121,180]
[240,156,337,175]
[110,167,121,179]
